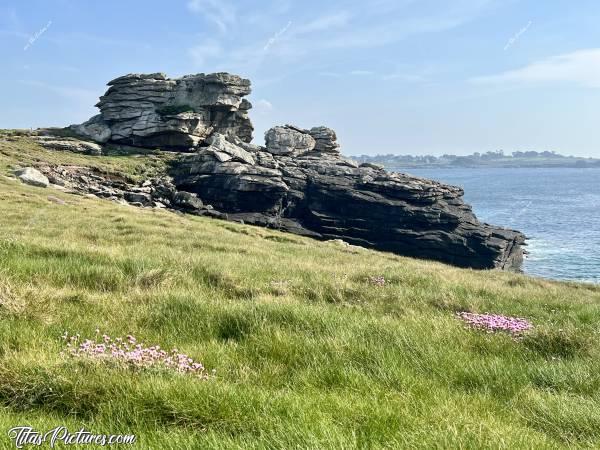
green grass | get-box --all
[0,132,175,182]
[0,135,599,448]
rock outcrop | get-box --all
[70,73,253,150]
[67,72,526,270]
[171,128,525,270]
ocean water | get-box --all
[405,168,600,284]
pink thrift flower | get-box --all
[457,312,533,335]
[62,333,212,379]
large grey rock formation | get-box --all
[171,126,525,270]
[70,73,253,150]
[68,72,525,270]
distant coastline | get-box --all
[354,150,600,169]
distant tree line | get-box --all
[355,150,600,168]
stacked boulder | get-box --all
[309,126,340,153]
[263,125,340,156]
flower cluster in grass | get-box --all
[368,276,386,287]
[457,312,533,335]
[62,331,213,379]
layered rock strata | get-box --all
[70,73,253,150]
[171,126,525,270]
[65,73,525,270]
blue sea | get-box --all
[406,168,600,284]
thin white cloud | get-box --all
[273,1,495,55]
[294,12,352,34]
[0,6,21,30]
[189,40,222,67]
[319,16,470,50]
[254,99,274,114]
[21,63,81,73]
[471,49,600,88]
[186,0,497,76]
[7,8,19,28]
[319,72,342,78]
[187,0,236,32]
[320,69,425,82]
[382,73,424,82]
[0,8,28,40]
[0,29,27,39]
[40,31,151,51]
[19,80,100,104]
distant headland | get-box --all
[355,150,600,169]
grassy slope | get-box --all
[1,134,600,449]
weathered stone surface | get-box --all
[34,166,219,216]
[70,115,112,143]
[70,72,253,150]
[206,133,255,165]
[14,167,49,188]
[32,136,103,156]
[124,192,153,205]
[359,162,384,171]
[172,127,525,270]
[265,125,316,156]
[173,191,203,210]
[309,126,340,153]
[60,72,526,270]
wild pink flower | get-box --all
[61,332,212,379]
[457,312,533,335]
[368,276,386,287]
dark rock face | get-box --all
[69,72,525,270]
[70,73,253,150]
[171,127,525,270]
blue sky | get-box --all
[2,0,600,156]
